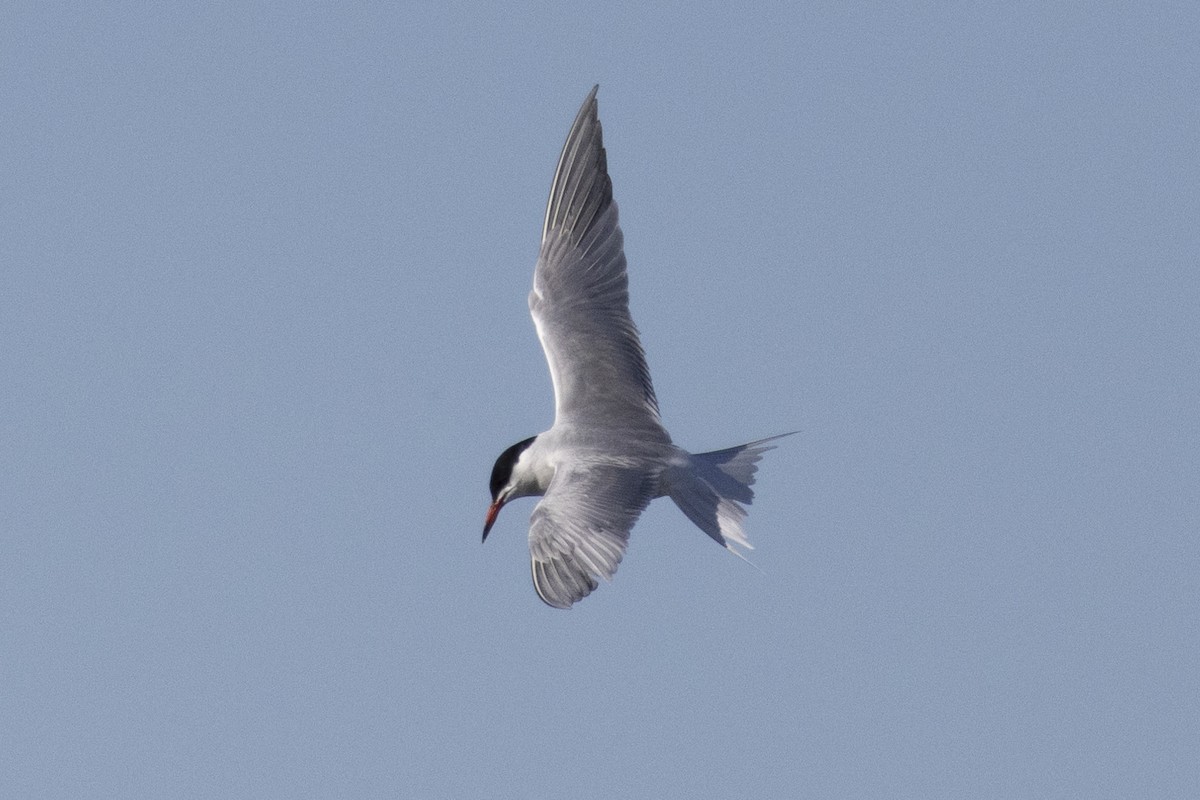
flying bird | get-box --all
[484,86,790,608]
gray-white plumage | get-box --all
[484,86,790,609]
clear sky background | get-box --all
[3,3,1197,798]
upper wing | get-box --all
[530,86,660,428]
[528,462,656,608]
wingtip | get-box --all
[540,83,612,245]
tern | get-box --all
[484,86,790,608]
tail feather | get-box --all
[666,433,794,557]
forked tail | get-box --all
[666,433,794,558]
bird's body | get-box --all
[485,86,790,608]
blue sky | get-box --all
[3,3,1197,797]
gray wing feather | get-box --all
[528,463,656,608]
[531,86,661,428]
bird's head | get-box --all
[483,435,537,541]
